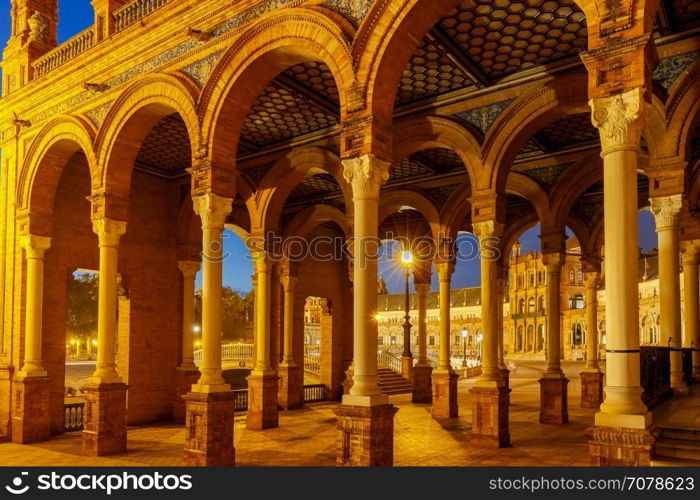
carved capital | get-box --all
[472,220,503,239]
[542,252,563,272]
[650,194,683,231]
[435,260,455,281]
[342,155,390,200]
[414,282,431,297]
[92,218,127,247]
[590,87,646,154]
[177,260,200,279]
[192,193,232,229]
[251,250,272,274]
[681,240,700,265]
[280,274,297,292]
[21,234,51,260]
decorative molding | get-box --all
[92,218,127,247]
[322,0,374,26]
[590,87,645,154]
[177,260,201,278]
[342,154,390,199]
[181,51,222,88]
[454,98,515,134]
[652,51,700,91]
[192,193,233,229]
[650,194,683,231]
[21,235,52,260]
[85,101,113,128]
[472,220,503,239]
[521,162,574,191]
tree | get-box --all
[194,287,254,342]
[66,272,99,337]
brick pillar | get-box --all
[334,404,398,466]
[183,391,235,466]
[580,371,604,409]
[412,365,432,404]
[173,368,200,424]
[82,382,127,456]
[431,371,458,419]
[12,377,50,444]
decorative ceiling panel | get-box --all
[389,158,433,182]
[537,112,599,150]
[438,0,587,79]
[519,162,574,190]
[669,0,700,30]
[424,183,462,208]
[288,174,342,201]
[281,61,340,105]
[396,36,473,106]
[414,148,465,172]
[135,114,191,176]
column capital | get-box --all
[251,250,273,274]
[414,282,431,295]
[177,260,200,279]
[280,274,297,292]
[192,192,233,229]
[472,220,504,239]
[92,218,127,247]
[584,270,600,289]
[590,87,647,155]
[681,239,700,264]
[650,194,683,231]
[342,154,390,200]
[542,252,563,271]
[435,260,455,280]
[21,234,51,259]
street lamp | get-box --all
[400,250,413,358]
[461,327,468,367]
[193,325,201,333]
[476,332,484,364]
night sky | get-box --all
[0,2,659,293]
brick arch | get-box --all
[392,115,483,190]
[283,204,350,240]
[18,115,98,236]
[355,0,601,127]
[379,189,441,241]
[252,147,352,235]
[95,74,201,217]
[549,154,603,230]
[483,74,589,193]
[199,9,356,188]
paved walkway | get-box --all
[2,360,599,466]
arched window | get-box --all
[577,269,583,284]
[528,297,535,313]
[529,273,535,287]
[518,298,525,314]
[572,323,584,345]
[517,325,524,351]
[538,295,545,311]
[537,271,543,284]
[569,268,575,284]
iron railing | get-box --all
[233,389,248,414]
[63,402,85,432]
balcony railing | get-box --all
[303,384,330,403]
[303,354,321,375]
[114,0,176,32]
[32,28,96,77]
[63,402,85,432]
[194,343,254,366]
[377,351,401,374]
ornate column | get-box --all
[580,260,603,409]
[183,193,235,466]
[174,260,200,424]
[334,154,397,467]
[247,249,279,429]
[586,86,654,465]
[278,271,302,410]
[539,252,568,424]
[412,280,432,404]
[471,221,510,447]
[681,241,700,380]
[83,218,128,456]
[431,260,458,421]
[12,235,51,444]
[651,194,686,395]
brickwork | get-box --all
[183,391,235,466]
[470,385,510,448]
[334,403,398,466]
[431,371,459,420]
[11,377,50,444]
[246,373,279,430]
[412,365,432,404]
[580,371,604,409]
[586,426,659,466]
[278,365,303,410]
[539,377,570,424]
[82,383,127,456]
[173,368,200,424]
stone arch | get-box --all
[439,181,471,240]
[506,172,552,227]
[483,74,589,193]
[95,74,201,213]
[392,115,483,188]
[18,115,98,235]
[549,156,603,230]
[251,147,351,234]
[199,9,356,183]
[355,0,601,126]
[379,189,441,241]
[283,204,350,240]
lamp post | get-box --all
[476,332,483,364]
[401,250,413,358]
[461,327,468,367]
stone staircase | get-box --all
[653,426,700,465]
[377,367,413,395]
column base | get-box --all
[580,371,604,409]
[246,373,279,430]
[82,382,127,456]
[278,365,303,410]
[499,368,511,406]
[470,384,510,448]
[11,376,50,444]
[334,403,398,466]
[173,367,200,424]
[412,365,432,404]
[401,356,414,384]
[539,377,569,424]
[342,367,354,395]
[431,371,459,420]
[183,391,235,466]
[586,425,659,466]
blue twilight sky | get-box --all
[1,2,659,294]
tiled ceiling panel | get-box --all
[135,114,191,176]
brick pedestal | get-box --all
[539,377,569,424]
[586,425,658,466]
[471,384,510,447]
[278,365,303,410]
[431,371,458,420]
[412,365,433,404]
[173,367,200,424]
[11,377,50,444]
[334,403,398,466]
[580,371,604,409]
[401,356,414,383]
[183,391,235,466]
[500,368,511,406]
[82,382,127,456]
[246,373,279,430]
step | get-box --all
[652,457,700,466]
[655,439,700,461]
[660,427,700,442]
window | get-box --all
[529,273,535,287]
[569,268,575,284]
[390,336,396,345]
[518,298,525,314]
[538,295,545,312]
[528,297,535,313]
[569,294,584,309]
[572,323,584,345]
[577,269,583,284]
[429,336,436,346]
[537,271,543,284]
[377,337,384,345]
[454,334,461,345]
